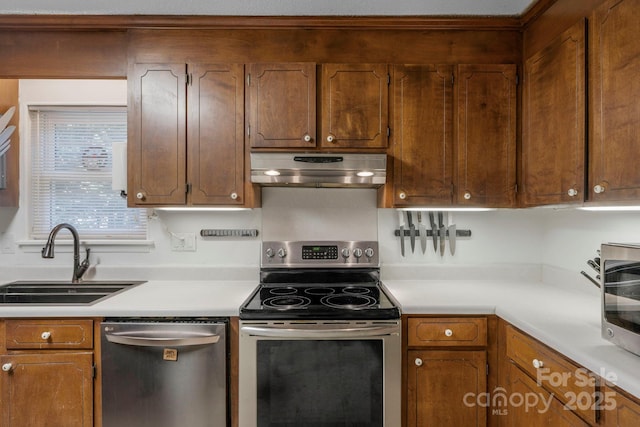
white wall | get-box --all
[0,0,536,16]
[1,79,639,286]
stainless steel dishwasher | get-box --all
[100,318,228,427]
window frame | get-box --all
[26,103,149,242]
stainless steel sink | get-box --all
[0,281,145,305]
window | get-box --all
[29,105,147,240]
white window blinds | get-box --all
[30,105,147,240]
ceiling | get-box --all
[0,0,538,16]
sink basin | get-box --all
[0,281,145,305]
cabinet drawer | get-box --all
[5,319,93,350]
[407,317,487,347]
[507,362,589,427]
[505,325,596,424]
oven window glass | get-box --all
[604,260,640,333]
[257,340,383,427]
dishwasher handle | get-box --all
[105,331,220,347]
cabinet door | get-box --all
[456,64,517,207]
[128,63,187,206]
[407,349,487,427]
[321,63,388,149]
[391,65,454,206]
[189,63,245,205]
[590,0,640,202]
[248,63,316,148]
[506,363,589,427]
[1,352,93,427]
[600,385,640,426]
[522,20,586,206]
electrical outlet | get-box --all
[170,233,196,252]
[1,232,15,254]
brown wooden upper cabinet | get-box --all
[128,62,248,207]
[248,63,389,150]
[248,63,316,149]
[455,64,517,207]
[521,20,586,207]
[390,65,454,206]
[589,0,640,203]
[389,64,516,208]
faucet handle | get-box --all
[76,248,91,280]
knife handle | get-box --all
[398,210,405,227]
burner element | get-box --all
[304,287,336,296]
[263,296,311,310]
[269,287,297,296]
[342,286,371,295]
[321,294,377,310]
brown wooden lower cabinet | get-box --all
[505,362,589,427]
[0,319,96,427]
[407,349,487,426]
[404,315,490,427]
[504,324,597,424]
[403,316,640,427]
[0,352,94,427]
[600,385,640,427]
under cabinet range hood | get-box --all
[250,152,387,187]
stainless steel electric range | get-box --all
[239,240,401,427]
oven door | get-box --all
[239,320,401,427]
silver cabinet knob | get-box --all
[415,358,423,367]
[464,192,472,200]
[230,192,238,200]
[136,192,145,200]
[399,192,407,200]
[277,248,287,258]
[364,247,374,258]
[265,248,275,258]
[532,358,544,369]
[41,331,51,340]
[594,184,605,194]
[353,248,363,259]
[303,134,312,142]
[444,329,453,337]
[326,135,335,143]
[567,188,578,197]
[341,248,350,259]
[2,363,12,372]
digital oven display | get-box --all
[302,245,339,260]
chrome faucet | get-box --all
[41,223,91,283]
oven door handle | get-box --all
[105,331,220,347]
[240,325,398,338]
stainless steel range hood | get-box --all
[250,152,387,187]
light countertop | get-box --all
[0,280,259,317]
[1,276,639,400]
[383,279,640,400]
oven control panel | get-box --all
[262,241,379,268]
[302,245,339,260]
